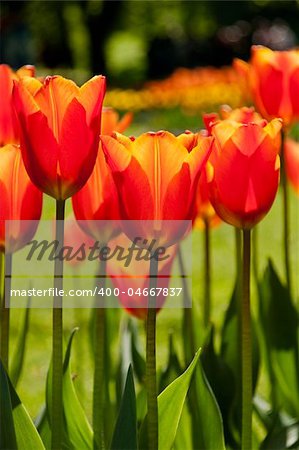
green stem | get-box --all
[252,226,259,286]
[281,130,292,294]
[52,199,65,450]
[241,229,252,450]
[146,255,159,450]
[178,247,195,362]
[0,252,12,371]
[93,257,106,450]
[203,219,211,328]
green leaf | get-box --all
[0,359,18,450]
[110,365,137,450]
[63,328,93,449]
[258,261,299,417]
[193,358,226,450]
[261,416,299,449]
[0,359,45,450]
[159,332,182,393]
[139,349,200,450]
[10,305,30,386]
[129,319,146,385]
[158,349,200,450]
[46,328,93,450]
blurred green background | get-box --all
[1,0,299,87]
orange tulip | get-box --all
[101,130,213,247]
[13,75,106,200]
[0,64,35,146]
[107,233,177,319]
[72,142,120,243]
[235,46,299,127]
[284,138,299,194]
[101,107,133,135]
[0,144,43,253]
[208,118,282,229]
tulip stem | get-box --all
[241,229,252,450]
[281,131,292,294]
[203,219,211,328]
[178,247,195,362]
[52,199,65,450]
[146,254,159,450]
[0,252,12,371]
[93,257,106,450]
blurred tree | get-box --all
[1,0,298,85]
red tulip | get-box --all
[13,74,106,200]
[72,141,120,243]
[107,233,177,319]
[101,130,213,247]
[219,105,265,125]
[0,144,43,253]
[234,46,299,127]
[284,138,299,194]
[101,107,133,135]
[0,64,35,146]
[208,118,282,229]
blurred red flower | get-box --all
[107,233,177,320]
[0,144,42,253]
[0,64,35,146]
[235,46,299,127]
[13,75,106,200]
[284,138,299,194]
[101,107,133,135]
[72,141,120,244]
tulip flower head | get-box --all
[13,74,106,200]
[208,118,282,229]
[0,144,43,253]
[284,138,299,194]
[101,130,213,248]
[0,64,35,146]
[235,46,299,127]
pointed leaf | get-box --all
[110,365,137,450]
[158,349,201,450]
[193,358,226,450]
[0,360,17,449]
[46,328,93,450]
[10,306,30,386]
[258,261,299,417]
[0,360,45,450]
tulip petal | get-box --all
[0,65,18,145]
[59,98,98,198]
[101,135,154,220]
[177,131,199,152]
[79,75,106,126]
[232,123,265,157]
[184,135,213,185]
[34,76,79,140]
[101,135,132,171]
[20,111,59,197]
